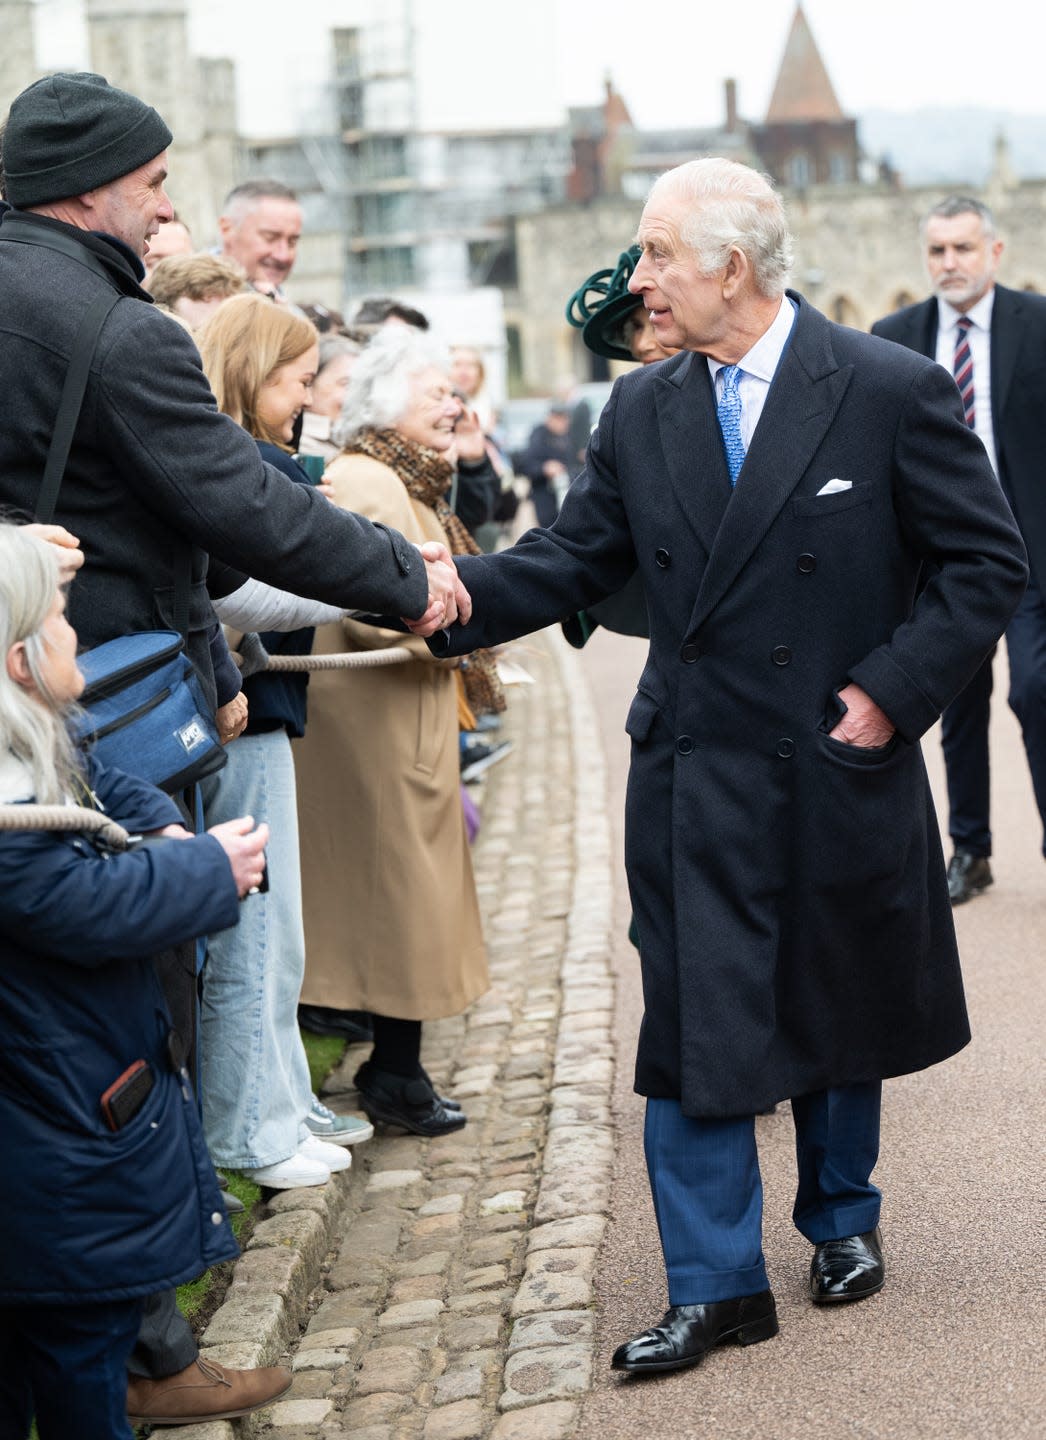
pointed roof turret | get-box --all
[765,3,844,122]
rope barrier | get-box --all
[261,647,414,672]
[0,803,130,848]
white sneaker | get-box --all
[246,1151,330,1189]
[298,1133,352,1173]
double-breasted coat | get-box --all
[434,295,1028,1117]
[296,453,489,1022]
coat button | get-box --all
[681,641,700,663]
[772,645,792,666]
[676,735,695,755]
[655,548,671,568]
[776,737,795,758]
[211,1211,224,1226]
[797,553,816,574]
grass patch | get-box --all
[300,1029,348,1095]
[176,1171,260,1326]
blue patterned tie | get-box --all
[717,364,746,486]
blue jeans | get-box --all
[199,730,312,1168]
[0,1299,143,1440]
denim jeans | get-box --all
[199,730,312,1168]
[0,1298,143,1440]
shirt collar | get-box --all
[937,286,995,334]
[707,295,794,385]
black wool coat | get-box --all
[434,294,1028,1117]
[0,210,427,710]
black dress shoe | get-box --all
[354,1059,462,1112]
[298,1004,374,1043]
[810,1226,884,1303]
[611,1291,778,1374]
[946,850,993,905]
[355,1066,467,1138]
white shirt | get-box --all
[934,289,998,477]
[707,296,796,448]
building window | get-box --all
[789,153,811,188]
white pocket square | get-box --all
[816,478,852,496]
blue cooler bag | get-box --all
[74,630,227,792]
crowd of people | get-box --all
[0,61,1041,1440]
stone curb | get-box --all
[166,1175,354,1439]
[492,628,615,1424]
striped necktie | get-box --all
[953,316,975,428]
[717,364,746,486]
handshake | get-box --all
[404,542,472,637]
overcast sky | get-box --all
[32,0,1046,138]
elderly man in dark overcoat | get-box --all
[426,158,1028,1375]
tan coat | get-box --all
[296,452,488,1020]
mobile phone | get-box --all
[100,1059,155,1132]
[295,453,327,485]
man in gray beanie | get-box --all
[0,72,469,1429]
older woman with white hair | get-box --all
[295,327,490,1138]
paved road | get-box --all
[574,630,1045,1440]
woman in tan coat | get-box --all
[296,327,490,1137]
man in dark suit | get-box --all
[422,159,1027,1375]
[873,197,1046,904]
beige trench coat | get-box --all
[296,452,489,1020]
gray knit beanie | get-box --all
[3,72,173,208]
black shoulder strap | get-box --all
[36,292,121,525]
[30,257,194,638]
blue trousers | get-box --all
[645,1082,882,1304]
[943,571,1046,858]
[0,1298,143,1440]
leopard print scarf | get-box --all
[343,428,506,718]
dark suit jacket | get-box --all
[872,284,1046,587]
[433,293,1027,1116]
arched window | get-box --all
[892,290,916,310]
[830,295,860,328]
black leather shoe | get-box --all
[810,1226,884,1303]
[610,1291,778,1374]
[946,850,993,905]
[355,1066,467,1138]
[354,1059,462,1113]
[298,1005,374,1043]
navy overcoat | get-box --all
[435,295,1028,1116]
[0,756,241,1303]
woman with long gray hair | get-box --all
[0,523,280,1437]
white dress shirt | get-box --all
[707,296,796,448]
[934,289,998,477]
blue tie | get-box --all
[717,364,746,486]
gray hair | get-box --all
[0,524,83,803]
[221,178,299,223]
[317,333,361,377]
[921,194,996,240]
[333,326,452,446]
[648,157,793,298]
